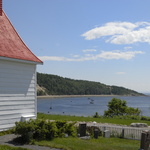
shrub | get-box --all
[141,116,150,121]
[93,112,101,118]
[15,120,36,142]
[15,119,77,143]
[86,126,102,138]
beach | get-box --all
[37,94,121,99]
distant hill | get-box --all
[37,72,144,96]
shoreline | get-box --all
[37,94,146,99]
[37,95,118,99]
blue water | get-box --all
[37,96,150,117]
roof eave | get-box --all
[0,56,43,65]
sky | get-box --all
[3,0,150,93]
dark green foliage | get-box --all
[37,90,46,96]
[104,98,127,117]
[104,98,141,117]
[15,119,77,143]
[93,112,102,118]
[141,116,150,121]
[86,126,102,137]
[111,86,141,96]
[37,72,144,96]
[126,107,141,116]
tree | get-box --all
[104,98,127,117]
[126,107,141,116]
[104,98,141,117]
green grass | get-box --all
[35,137,140,150]
[0,145,29,150]
[0,129,15,136]
[37,113,150,126]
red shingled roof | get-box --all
[0,11,43,64]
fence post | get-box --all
[94,128,99,139]
[139,130,150,150]
[121,128,125,138]
[79,123,87,137]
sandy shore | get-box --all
[37,95,120,99]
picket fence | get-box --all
[91,125,150,140]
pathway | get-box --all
[0,134,62,150]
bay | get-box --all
[37,96,150,117]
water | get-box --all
[37,96,150,117]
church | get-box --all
[0,0,43,130]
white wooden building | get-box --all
[0,1,43,130]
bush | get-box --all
[86,126,102,138]
[93,112,101,118]
[104,98,141,117]
[15,119,77,143]
[141,116,150,121]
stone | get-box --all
[130,123,148,128]
[103,130,110,138]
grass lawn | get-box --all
[37,113,150,126]
[35,137,140,150]
[0,145,29,150]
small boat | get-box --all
[90,101,94,104]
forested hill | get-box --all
[37,72,144,96]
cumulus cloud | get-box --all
[38,50,144,62]
[81,21,150,44]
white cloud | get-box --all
[72,55,80,58]
[82,21,150,44]
[38,50,144,62]
[38,56,66,61]
[97,50,144,60]
[82,49,97,52]
[124,47,132,50]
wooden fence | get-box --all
[90,125,149,140]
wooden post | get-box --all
[79,123,86,137]
[121,128,125,138]
[139,130,150,150]
[140,132,147,150]
[94,128,99,139]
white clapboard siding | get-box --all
[0,124,17,131]
[0,59,37,131]
[0,114,21,120]
[0,96,35,101]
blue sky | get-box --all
[3,0,150,93]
